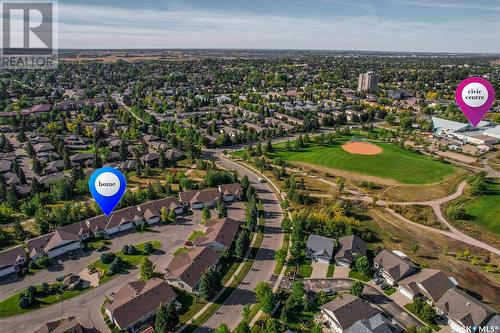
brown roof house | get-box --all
[86,206,143,237]
[374,250,417,286]
[194,218,240,252]
[0,245,27,278]
[165,247,219,293]
[218,183,243,202]
[435,288,494,333]
[34,316,84,333]
[334,235,367,267]
[320,295,380,333]
[179,189,221,209]
[27,228,83,260]
[138,197,183,225]
[104,277,177,332]
[397,269,456,303]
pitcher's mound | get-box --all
[341,141,382,155]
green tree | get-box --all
[350,280,364,296]
[255,281,276,314]
[234,321,250,333]
[155,302,179,333]
[353,256,372,277]
[235,229,250,257]
[266,318,281,333]
[202,207,211,221]
[140,257,156,280]
[214,324,230,333]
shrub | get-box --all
[122,245,130,254]
[144,242,154,254]
[19,296,32,309]
[34,256,50,268]
[41,282,50,294]
[100,252,115,264]
[127,245,137,255]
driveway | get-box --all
[0,221,200,333]
[304,279,423,329]
[311,261,328,279]
[193,152,284,333]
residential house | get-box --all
[320,295,380,333]
[27,229,82,260]
[179,189,221,209]
[58,221,92,241]
[104,278,177,332]
[435,288,494,333]
[374,250,417,286]
[0,246,27,278]
[105,206,144,235]
[165,247,220,293]
[164,148,185,162]
[138,197,183,225]
[334,235,367,267]
[194,218,240,252]
[346,313,402,333]
[218,183,243,202]
[34,316,84,333]
[306,234,335,263]
[397,269,455,303]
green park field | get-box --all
[460,181,500,234]
[266,139,458,185]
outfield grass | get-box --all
[460,181,500,234]
[266,139,457,184]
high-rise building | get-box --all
[357,71,379,92]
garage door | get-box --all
[47,242,81,258]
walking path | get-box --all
[277,163,499,255]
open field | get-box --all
[266,139,458,185]
[380,170,468,202]
[461,181,500,234]
[445,180,500,247]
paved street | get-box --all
[193,153,284,333]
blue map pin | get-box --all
[89,167,126,216]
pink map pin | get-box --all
[455,77,495,127]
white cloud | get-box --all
[49,3,500,52]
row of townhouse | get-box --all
[374,250,497,333]
[0,183,243,279]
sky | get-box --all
[10,0,500,52]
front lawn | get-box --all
[384,287,396,296]
[188,230,204,242]
[326,264,335,277]
[87,241,161,280]
[0,283,88,318]
[85,238,112,251]
[348,270,370,282]
[299,260,313,278]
